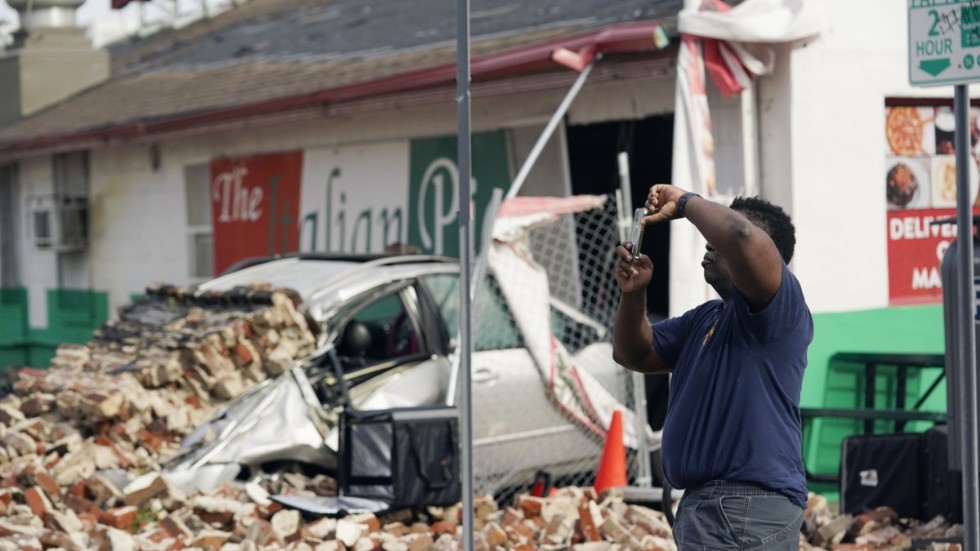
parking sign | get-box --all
[909,0,980,86]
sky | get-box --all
[0,0,231,47]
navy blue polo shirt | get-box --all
[652,263,813,509]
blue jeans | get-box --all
[672,481,804,550]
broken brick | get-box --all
[518,495,545,518]
[578,502,603,542]
[122,476,169,507]
[99,506,137,530]
[24,486,52,517]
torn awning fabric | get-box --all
[679,0,829,97]
[667,0,827,316]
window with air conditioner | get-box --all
[28,152,90,252]
[27,194,88,252]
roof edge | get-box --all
[0,20,670,156]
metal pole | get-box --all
[455,1,474,550]
[617,153,634,242]
[954,84,979,549]
[618,152,652,487]
[505,55,601,200]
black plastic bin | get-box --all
[339,407,461,509]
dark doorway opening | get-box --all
[565,115,673,319]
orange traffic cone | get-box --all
[593,409,627,495]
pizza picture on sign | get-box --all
[886,107,928,156]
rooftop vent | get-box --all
[7,0,85,30]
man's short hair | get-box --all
[730,196,796,263]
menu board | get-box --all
[885,103,980,305]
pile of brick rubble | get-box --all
[0,283,968,550]
[801,494,963,551]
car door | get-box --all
[332,283,452,411]
[420,273,600,493]
[325,279,461,508]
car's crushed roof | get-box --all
[198,255,457,301]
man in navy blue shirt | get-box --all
[612,184,813,550]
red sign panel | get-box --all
[887,208,957,305]
[210,152,303,275]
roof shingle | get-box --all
[0,0,681,149]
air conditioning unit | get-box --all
[27,195,89,252]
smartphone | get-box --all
[629,207,647,263]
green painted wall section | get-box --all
[0,287,108,370]
[0,288,29,367]
[803,304,946,494]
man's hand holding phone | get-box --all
[628,207,646,264]
[616,207,653,295]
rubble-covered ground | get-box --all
[0,284,967,550]
[800,496,963,551]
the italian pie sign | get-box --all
[885,103,980,305]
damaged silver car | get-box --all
[140,251,642,511]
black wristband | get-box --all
[677,192,699,218]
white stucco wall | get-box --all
[783,0,954,314]
[90,143,191,313]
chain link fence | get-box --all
[469,194,655,500]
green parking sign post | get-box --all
[909,2,980,546]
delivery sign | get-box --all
[887,208,958,305]
[210,152,303,275]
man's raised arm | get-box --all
[644,185,783,311]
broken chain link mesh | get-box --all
[471,195,647,500]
